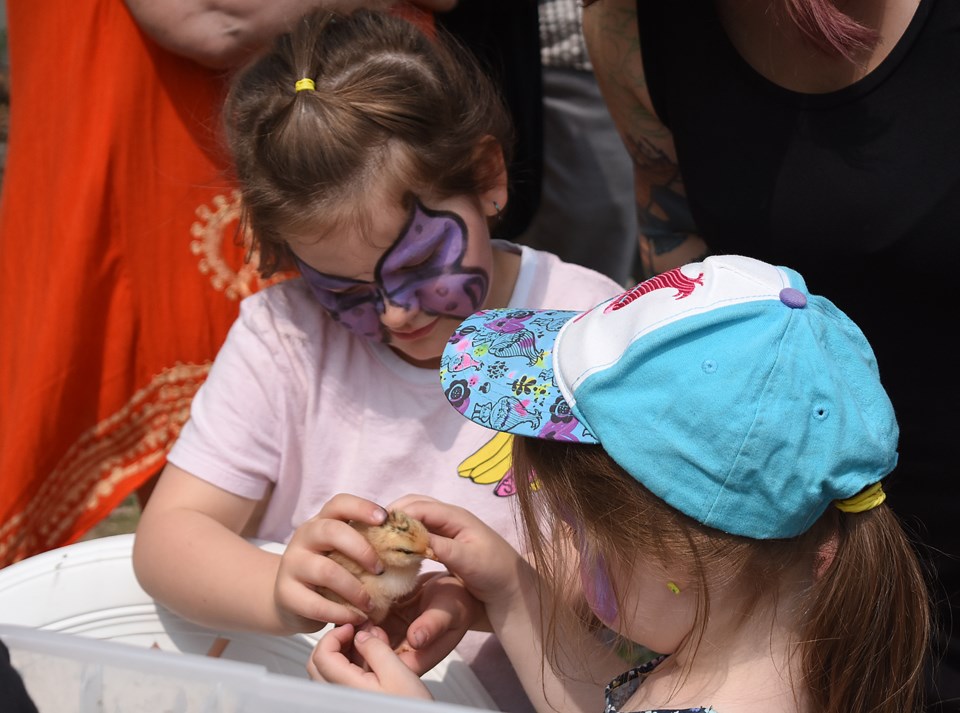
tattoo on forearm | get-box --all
[640,187,697,249]
[626,135,696,241]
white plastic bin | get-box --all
[2,624,495,713]
[0,535,497,711]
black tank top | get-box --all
[637,0,960,272]
[637,0,960,685]
[634,0,959,433]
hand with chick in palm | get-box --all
[290,494,485,681]
[309,494,526,695]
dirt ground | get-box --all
[81,495,143,540]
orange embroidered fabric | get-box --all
[0,1,433,565]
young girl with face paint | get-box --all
[311,256,931,713]
[131,10,622,710]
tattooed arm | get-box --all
[582,0,708,279]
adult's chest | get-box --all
[658,0,960,267]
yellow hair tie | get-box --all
[835,482,886,513]
[294,78,316,93]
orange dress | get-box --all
[0,1,432,565]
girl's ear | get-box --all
[473,136,509,217]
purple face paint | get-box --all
[557,510,619,624]
[581,548,619,624]
[294,200,490,342]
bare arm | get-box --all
[133,465,391,635]
[401,498,625,713]
[132,463,291,633]
[123,0,458,69]
[312,496,626,712]
[582,0,708,279]
[484,561,623,713]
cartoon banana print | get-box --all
[458,432,513,484]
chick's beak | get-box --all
[424,546,437,561]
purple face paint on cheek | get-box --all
[581,550,619,624]
[293,256,387,341]
[377,201,490,318]
[293,200,490,343]
[563,513,618,624]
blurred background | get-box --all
[1,0,8,184]
[0,1,140,540]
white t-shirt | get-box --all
[167,243,622,710]
[170,243,620,545]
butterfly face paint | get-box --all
[294,201,491,342]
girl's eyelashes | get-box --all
[326,284,376,297]
[394,249,440,273]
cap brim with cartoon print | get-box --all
[440,254,899,539]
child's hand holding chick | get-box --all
[274,495,430,633]
[277,493,482,678]
[321,509,436,624]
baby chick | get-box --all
[323,509,436,623]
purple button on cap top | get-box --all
[779,287,807,309]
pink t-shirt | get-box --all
[167,243,622,710]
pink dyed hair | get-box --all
[785,0,879,60]
[580,0,880,61]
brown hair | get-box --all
[224,10,513,277]
[513,438,930,713]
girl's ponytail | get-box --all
[223,10,512,279]
[801,506,930,713]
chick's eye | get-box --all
[395,548,415,555]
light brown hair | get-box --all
[224,10,513,277]
[513,438,930,713]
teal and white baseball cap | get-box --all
[440,255,898,539]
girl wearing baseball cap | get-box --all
[313,255,930,713]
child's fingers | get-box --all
[385,497,523,603]
[315,493,387,526]
[324,622,359,649]
[360,623,392,644]
[405,606,453,650]
[311,622,431,701]
[388,493,440,512]
[306,652,322,681]
[423,531,500,581]
[275,554,372,625]
[352,629,400,663]
[297,516,383,575]
[390,497,477,539]
[405,575,480,648]
[398,602,471,675]
[350,630,433,699]
[308,624,359,683]
[295,586,368,626]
